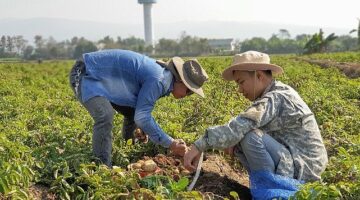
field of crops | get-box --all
[0,52,359,199]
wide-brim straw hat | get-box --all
[156,57,208,97]
[222,51,283,81]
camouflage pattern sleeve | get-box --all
[194,95,280,152]
[194,117,254,151]
[239,96,279,127]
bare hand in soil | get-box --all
[134,128,148,143]
[224,146,235,157]
[184,144,202,172]
[169,139,187,156]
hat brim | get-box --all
[222,63,283,81]
[172,57,205,98]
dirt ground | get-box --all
[297,58,360,78]
[28,184,56,200]
[193,154,251,200]
[150,153,251,200]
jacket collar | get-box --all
[257,79,276,100]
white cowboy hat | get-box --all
[222,51,283,81]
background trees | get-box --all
[0,28,358,60]
[72,38,97,59]
[303,29,338,54]
[350,18,360,49]
[0,35,28,58]
[240,37,267,52]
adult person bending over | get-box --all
[69,49,208,167]
[184,51,327,182]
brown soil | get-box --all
[28,184,56,200]
[147,153,251,200]
[193,154,251,200]
[297,58,360,78]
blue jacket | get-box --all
[81,49,174,147]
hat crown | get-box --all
[158,57,208,97]
[232,51,271,66]
[183,60,208,87]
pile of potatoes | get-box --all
[127,155,191,178]
[128,159,158,172]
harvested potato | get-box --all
[181,169,191,176]
[132,162,142,169]
[142,159,157,172]
[173,168,180,174]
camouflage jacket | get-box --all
[194,80,328,182]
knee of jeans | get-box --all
[94,108,114,124]
[240,129,265,149]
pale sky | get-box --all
[1,0,359,29]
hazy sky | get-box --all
[1,0,359,29]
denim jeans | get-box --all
[234,129,293,174]
[69,61,136,167]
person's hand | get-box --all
[169,139,187,156]
[134,128,148,143]
[224,146,235,157]
[184,145,202,172]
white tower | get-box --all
[138,0,157,47]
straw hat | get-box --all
[222,51,283,81]
[156,57,208,97]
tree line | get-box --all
[0,28,359,60]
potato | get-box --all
[141,159,157,172]
[173,168,180,174]
[181,169,191,176]
[132,162,142,169]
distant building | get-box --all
[208,38,235,51]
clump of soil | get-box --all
[29,184,56,200]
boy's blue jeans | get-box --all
[234,129,293,174]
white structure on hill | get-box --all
[208,38,236,51]
[138,0,157,47]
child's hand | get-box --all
[170,139,187,156]
[224,146,235,157]
[134,128,148,143]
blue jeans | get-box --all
[69,61,136,167]
[234,129,292,173]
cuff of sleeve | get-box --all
[194,137,208,152]
[159,135,174,148]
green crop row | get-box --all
[300,51,360,63]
